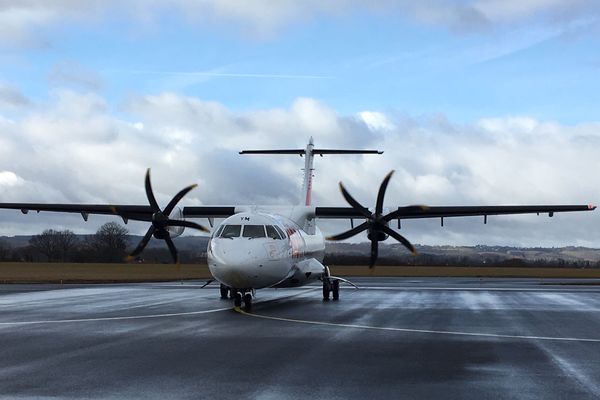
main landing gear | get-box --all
[323,279,340,301]
[223,285,253,311]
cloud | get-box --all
[48,62,104,91]
[0,83,30,109]
[358,111,395,131]
[0,0,598,46]
[0,1,107,47]
[0,171,24,187]
[0,89,599,246]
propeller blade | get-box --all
[164,183,198,216]
[127,226,155,260]
[164,233,179,264]
[339,182,371,219]
[144,168,160,212]
[167,219,210,233]
[369,239,379,268]
[383,205,430,222]
[375,170,394,216]
[326,221,369,241]
[382,226,417,255]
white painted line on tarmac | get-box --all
[237,309,600,343]
[0,288,318,326]
[354,286,600,292]
[0,307,231,326]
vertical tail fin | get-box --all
[240,138,383,206]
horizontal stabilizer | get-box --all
[313,149,383,155]
[239,149,383,155]
[239,149,304,155]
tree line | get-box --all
[0,222,130,263]
[0,222,206,263]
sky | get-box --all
[1,0,600,247]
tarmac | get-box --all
[1,277,600,399]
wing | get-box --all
[315,205,596,220]
[0,203,236,222]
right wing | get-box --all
[0,203,237,223]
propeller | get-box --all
[326,170,426,268]
[127,169,209,263]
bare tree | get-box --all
[56,230,76,261]
[29,229,77,262]
[0,239,11,261]
[89,222,129,262]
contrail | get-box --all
[105,69,333,79]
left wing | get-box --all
[316,170,596,268]
[315,204,596,220]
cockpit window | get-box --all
[266,225,283,240]
[220,225,241,238]
[242,225,266,238]
[213,225,225,238]
[274,225,286,238]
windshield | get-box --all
[213,225,225,238]
[274,225,286,238]
[220,225,241,238]
[242,225,266,238]
[266,225,283,240]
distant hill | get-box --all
[2,234,599,267]
[0,235,210,251]
[324,242,600,267]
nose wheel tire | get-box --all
[243,293,253,311]
[233,292,242,308]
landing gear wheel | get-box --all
[243,293,253,311]
[220,284,229,299]
[323,281,331,301]
[233,291,242,308]
[332,280,340,301]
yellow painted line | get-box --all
[236,309,600,343]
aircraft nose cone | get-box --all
[208,239,267,287]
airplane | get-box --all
[0,137,595,310]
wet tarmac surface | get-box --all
[1,277,600,399]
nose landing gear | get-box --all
[230,288,253,311]
[233,291,242,308]
[243,293,253,311]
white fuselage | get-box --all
[207,212,326,290]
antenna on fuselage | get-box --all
[239,138,383,206]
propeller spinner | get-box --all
[127,169,209,263]
[326,170,425,268]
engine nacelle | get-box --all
[367,229,388,242]
[167,206,185,238]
